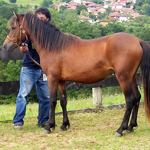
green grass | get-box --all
[0,98,94,121]
[4,0,60,6]
[4,0,43,6]
[0,86,148,149]
[0,106,150,149]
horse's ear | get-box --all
[13,11,21,20]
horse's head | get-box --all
[3,12,28,52]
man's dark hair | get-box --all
[35,7,51,21]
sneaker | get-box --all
[14,124,23,130]
[40,122,49,128]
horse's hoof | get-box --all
[60,127,67,131]
[126,130,131,133]
[42,129,51,134]
[114,132,122,137]
[126,129,133,133]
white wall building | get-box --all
[74,0,82,4]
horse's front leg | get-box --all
[58,81,70,131]
[43,77,58,134]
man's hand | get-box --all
[20,43,28,53]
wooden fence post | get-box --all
[92,87,102,108]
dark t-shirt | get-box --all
[22,40,40,68]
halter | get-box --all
[6,16,41,67]
[6,17,28,46]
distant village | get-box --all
[52,0,144,25]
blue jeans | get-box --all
[13,67,50,126]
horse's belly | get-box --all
[62,68,114,84]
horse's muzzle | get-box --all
[3,43,16,52]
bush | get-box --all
[0,93,38,104]
[9,0,16,3]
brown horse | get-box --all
[3,12,150,137]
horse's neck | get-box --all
[28,35,41,54]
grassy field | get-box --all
[4,0,43,6]
[0,105,150,149]
[4,0,59,6]
[0,86,147,149]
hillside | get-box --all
[3,0,43,6]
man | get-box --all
[13,7,51,130]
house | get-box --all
[53,2,80,10]
[79,16,93,23]
[117,0,127,6]
[109,12,130,22]
[130,12,145,19]
[97,19,108,26]
[84,2,97,7]
[104,2,125,9]
[112,7,134,13]
[98,8,106,13]
[52,2,67,10]
[74,0,82,4]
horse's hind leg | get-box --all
[58,81,70,131]
[127,75,141,132]
[114,77,136,137]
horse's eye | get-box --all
[12,27,16,30]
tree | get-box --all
[145,0,150,5]
[59,19,104,39]
[90,0,104,4]
[76,4,87,15]
[41,0,53,8]
[89,13,96,21]
[0,61,5,81]
[105,7,112,16]
[145,5,150,15]
[58,9,78,22]
[97,12,106,19]
[0,6,18,20]
[49,8,60,24]
[41,0,49,7]
[9,0,16,3]
[0,17,9,45]
[59,5,67,14]
[61,0,71,3]
[90,23,104,38]
[0,1,9,6]
[126,2,132,8]
[133,27,150,41]
[103,21,126,35]
[3,60,22,81]
[135,0,144,7]
[34,5,38,9]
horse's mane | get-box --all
[8,13,80,51]
[25,13,80,51]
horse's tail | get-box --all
[140,40,150,120]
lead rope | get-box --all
[27,50,41,67]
